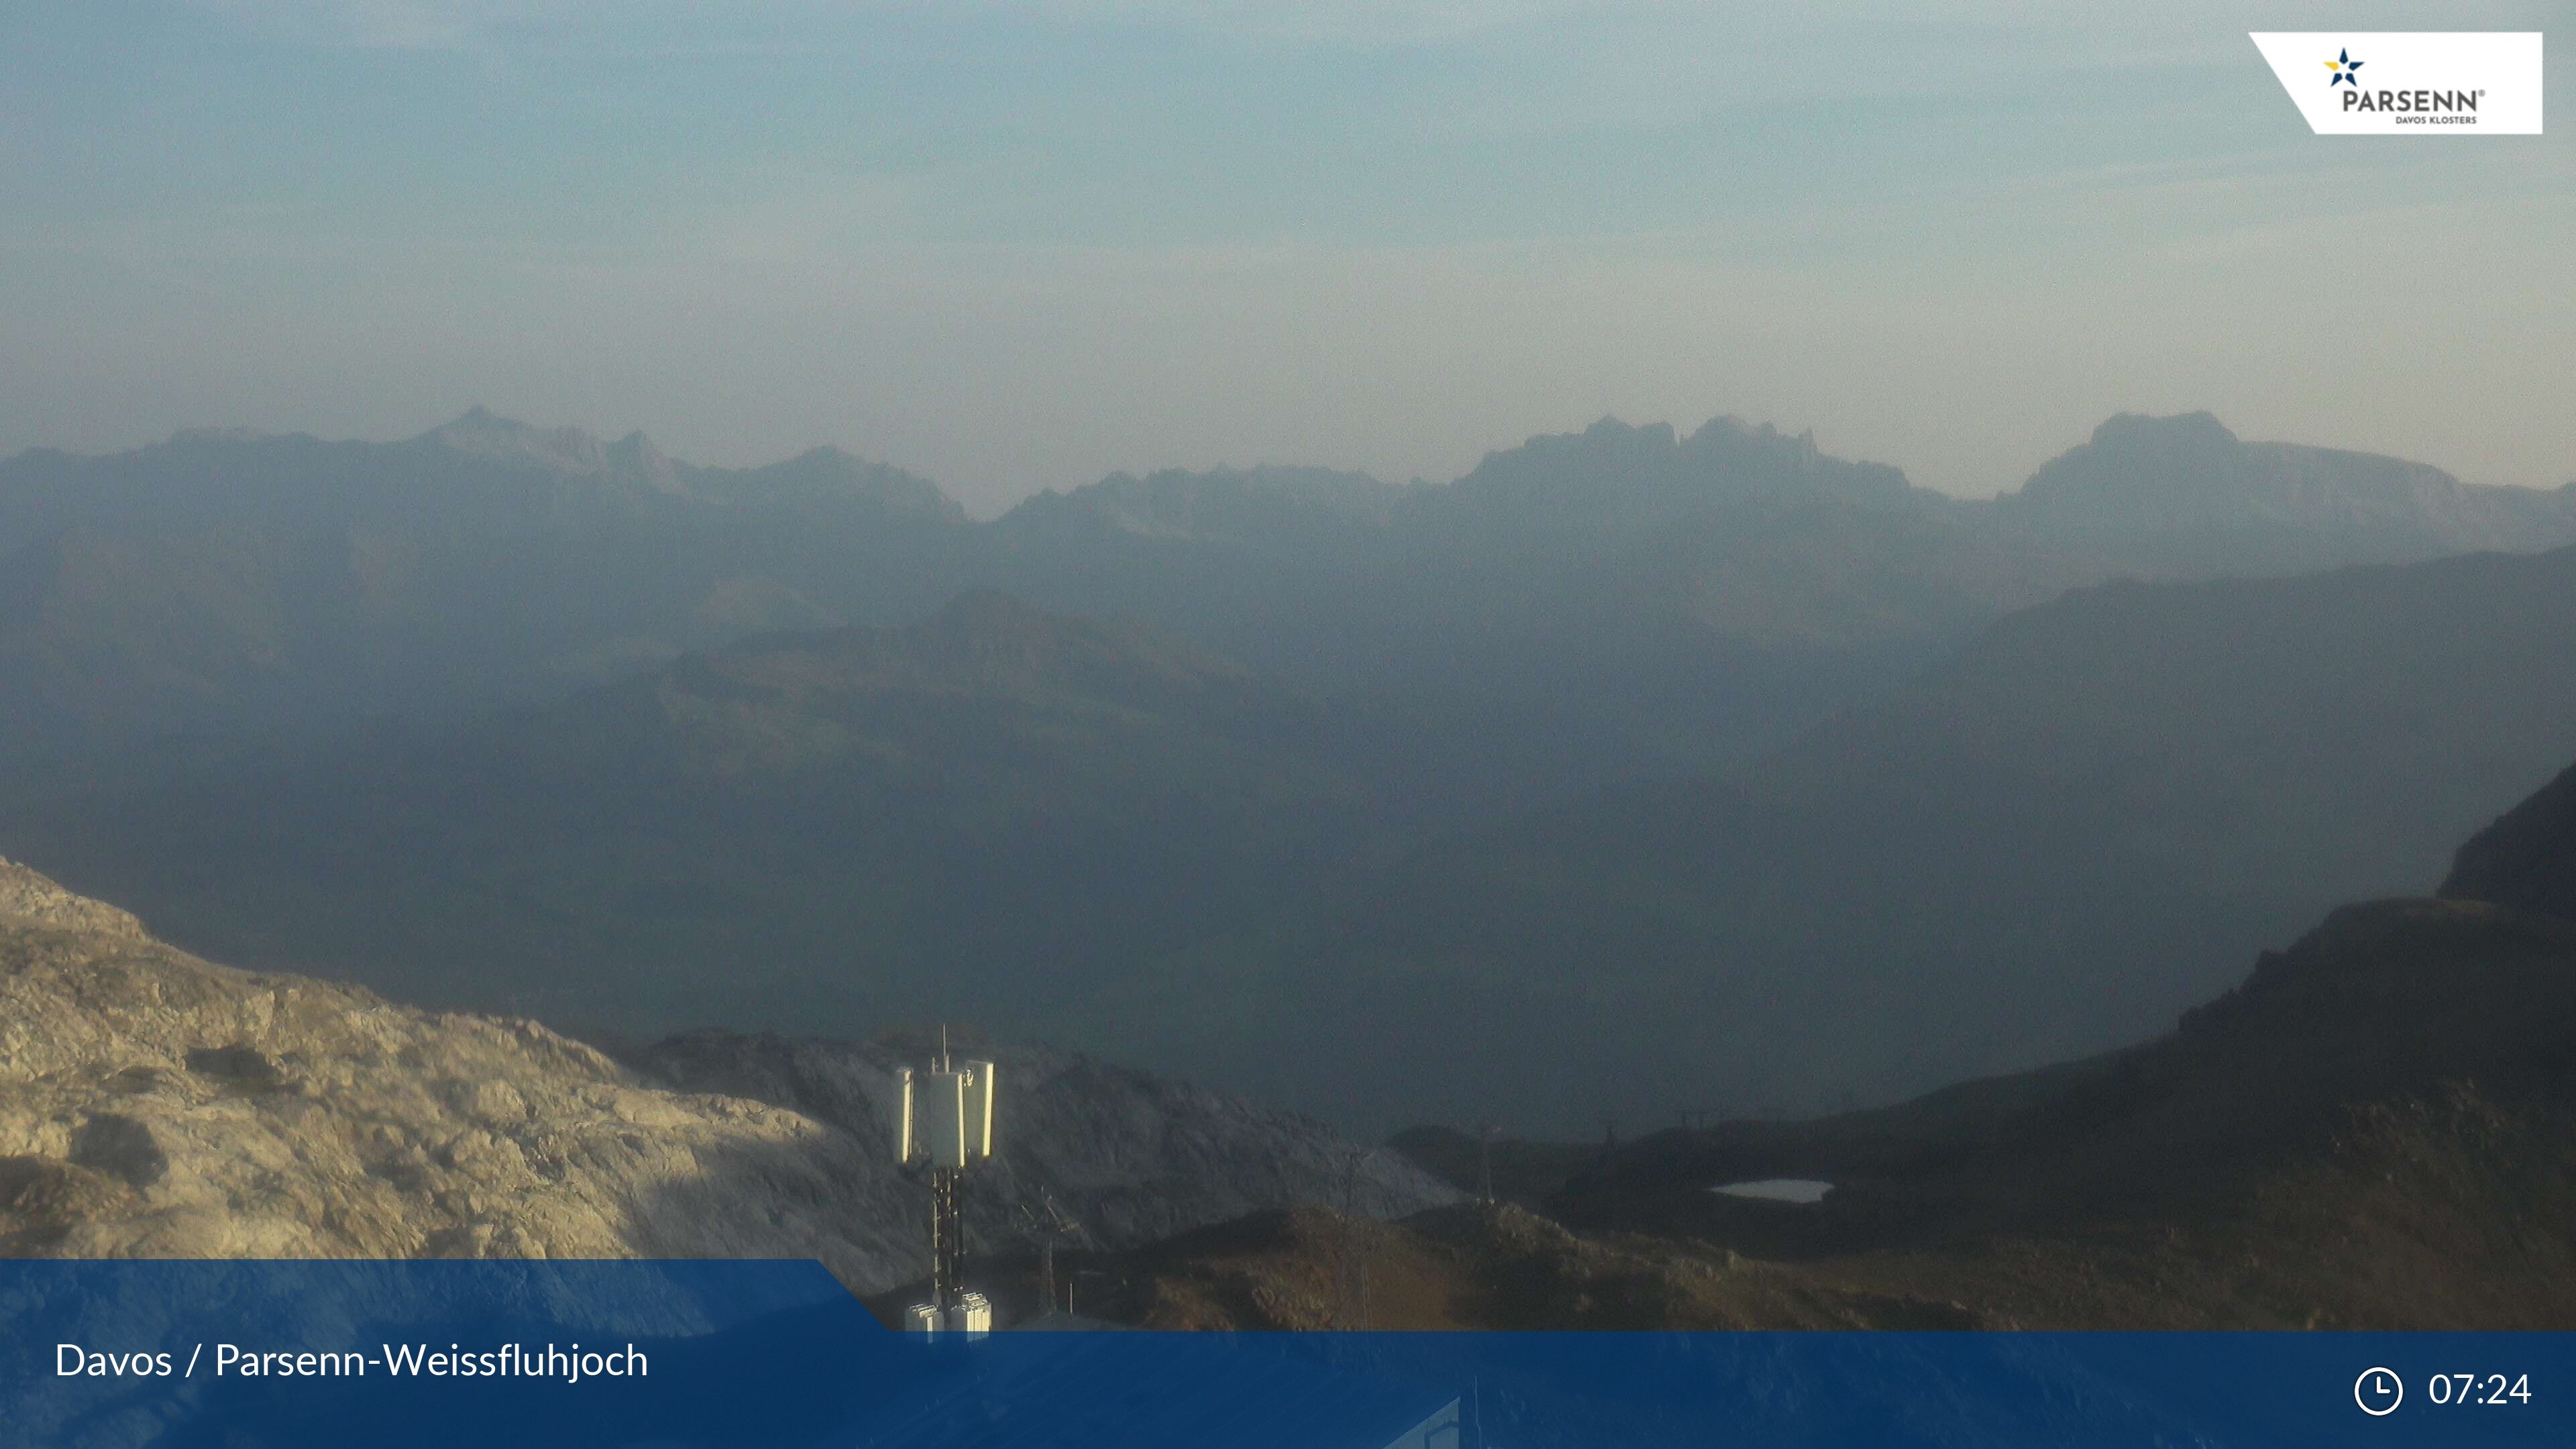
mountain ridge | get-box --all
[15,406,2565,550]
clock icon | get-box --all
[2356,1367,2405,1417]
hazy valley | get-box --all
[9,746,2572,1331]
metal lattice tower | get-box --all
[928,1165,965,1311]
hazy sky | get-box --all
[2,1,2567,513]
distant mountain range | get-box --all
[0,411,972,787]
[9,407,2571,801]
[5,407,2573,1134]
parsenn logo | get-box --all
[2328,42,2477,118]
[2251,32,2542,135]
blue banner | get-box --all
[3,1260,2566,1446]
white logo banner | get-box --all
[2251,32,2542,135]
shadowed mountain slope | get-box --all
[2443,759,2576,924]
[1228,544,2576,1136]
[1540,898,2576,1235]
[1333,782,2576,1330]
[1128,896,2576,1330]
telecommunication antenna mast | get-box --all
[896,1030,997,1336]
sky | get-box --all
[1,1,2567,514]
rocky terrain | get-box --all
[0,857,915,1284]
[0,859,1449,1294]
[631,1029,1454,1258]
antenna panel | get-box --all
[962,1060,997,1159]
[922,1070,969,1168]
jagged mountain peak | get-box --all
[605,427,677,473]
[406,411,960,516]
[1445,413,1919,529]
[418,407,629,478]
[2016,410,2250,495]
[2086,409,2240,450]
[1579,415,1678,447]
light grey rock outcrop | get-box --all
[1,859,1454,1297]
[0,858,917,1288]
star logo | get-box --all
[2324,48,2364,86]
